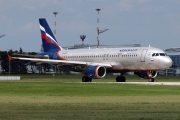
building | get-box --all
[169,55,180,68]
[164,54,180,76]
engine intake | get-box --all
[85,66,106,79]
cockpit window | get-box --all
[160,53,166,56]
[152,53,166,57]
[156,53,159,56]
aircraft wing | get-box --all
[12,57,112,68]
[12,53,48,59]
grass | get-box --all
[0,74,179,119]
[0,102,179,120]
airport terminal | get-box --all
[170,55,180,69]
[165,54,180,76]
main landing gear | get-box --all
[82,76,92,82]
[81,75,154,82]
[116,76,126,82]
[82,75,126,82]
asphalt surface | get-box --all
[111,82,180,86]
[75,82,180,86]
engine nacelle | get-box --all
[84,66,106,79]
[134,71,157,79]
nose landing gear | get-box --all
[148,78,154,82]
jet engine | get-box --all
[134,71,157,79]
[84,65,106,79]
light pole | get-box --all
[53,11,58,74]
[96,8,101,47]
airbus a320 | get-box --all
[13,18,173,82]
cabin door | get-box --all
[140,49,148,62]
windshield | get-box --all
[152,53,166,57]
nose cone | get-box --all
[163,57,173,69]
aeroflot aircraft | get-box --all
[13,18,173,82]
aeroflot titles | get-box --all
[119,49,138,52]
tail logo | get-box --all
[40,25,61,50]
[39,18,62,52]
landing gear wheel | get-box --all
[87,77,92,82]
[82,76,86,82]
[148,78,154,82]
[121,76,126,82]
[82,76,92,82]
[116,76,121,82]
[116,76,126,82]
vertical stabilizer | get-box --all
[39,18,63,52]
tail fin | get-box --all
[39,18,63,52]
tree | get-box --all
[0,49,28,74]
[0,52,9,73]
[19,47,23,54]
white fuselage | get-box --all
[58,47,172,71]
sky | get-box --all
[0,0,180,52]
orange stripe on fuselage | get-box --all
[57,52,67,61]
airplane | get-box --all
[12,18,173,82]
